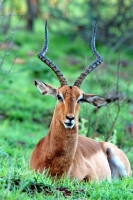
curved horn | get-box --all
[73,24,103,88]
[38,21,68,87]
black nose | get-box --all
[66,115,75,121]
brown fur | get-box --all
[30,85,132,181]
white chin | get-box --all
[63,123,75,129]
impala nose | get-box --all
[64,115,75,129]
[66,115,75,121]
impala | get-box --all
[30,21,132,181]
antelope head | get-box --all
[35,21,111,129]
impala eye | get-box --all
[77,98,85,104]
[57,94,63,102]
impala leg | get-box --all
[106,148,127,179]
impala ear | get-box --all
[35,80,57,97]
[83,94,111,108]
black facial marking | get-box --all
[57,94,63,101]
[70,86,72,89]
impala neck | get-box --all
[43,110,79,177]
[47,107,79,157]
[49,116,78,149]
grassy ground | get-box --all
[0,18,133,199]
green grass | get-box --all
[0,156,133,199]
[0,16,133,199]
[0,157,133,199]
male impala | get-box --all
[30,21,132,181]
